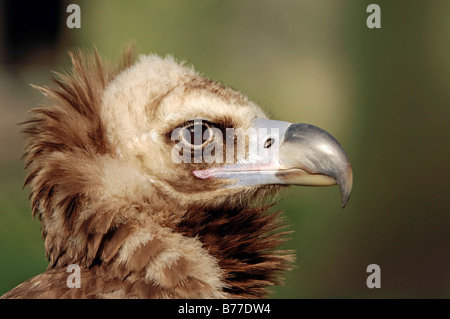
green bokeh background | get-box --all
[0,1,448,298]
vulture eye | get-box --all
[179,120,214,148]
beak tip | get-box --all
[340,189,351,208]
[341,196,350,209]
[339,165,353,209]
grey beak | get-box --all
[278,123,353,208]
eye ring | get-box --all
[179,120,214,149]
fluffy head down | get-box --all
[7,46,292,299]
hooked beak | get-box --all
[193,119,353,208]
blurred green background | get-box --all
[0,0,448,298]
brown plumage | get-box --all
[1,45,352,299]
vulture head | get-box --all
[2,46,352,299]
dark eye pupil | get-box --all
[183,123,211,146]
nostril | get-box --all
[264,137,274,149]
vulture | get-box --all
[1,46,352,299]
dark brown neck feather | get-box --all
[177,204,293,298]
